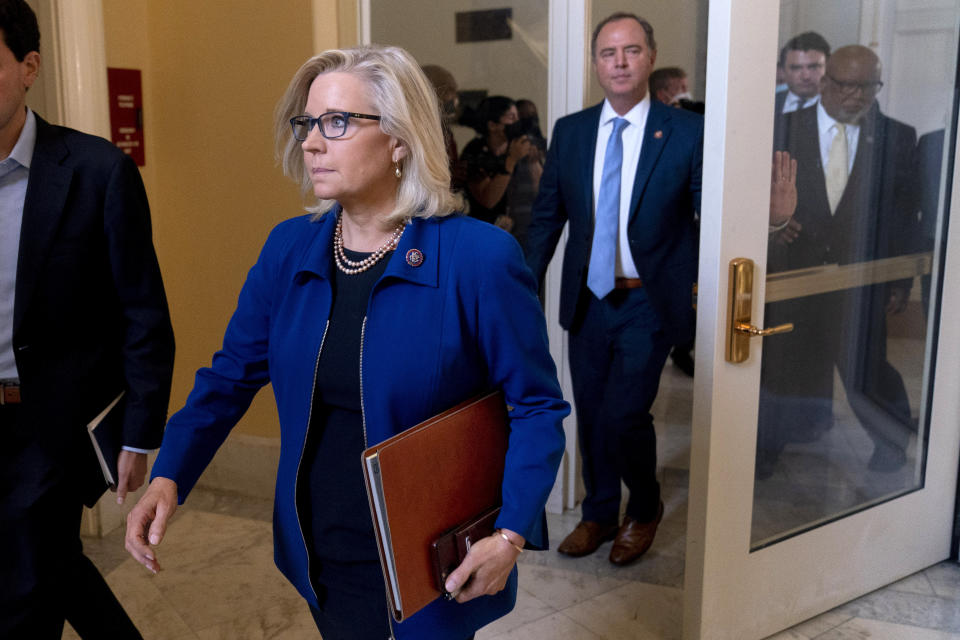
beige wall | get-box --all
[103,1,331,437]
[102,2,155,194]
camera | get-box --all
[504,118,537,142]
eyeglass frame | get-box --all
[289,111,382,141]
[824,73,884,95]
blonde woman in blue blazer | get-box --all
[125,45,568,640]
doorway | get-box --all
[358,1,960,638]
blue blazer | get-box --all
[524,100,703,343]
[151,210,568,639]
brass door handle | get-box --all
[726,258,794,363]
[734,322,794,337]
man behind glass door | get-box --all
[775,31,831,116]
[762,45,919,477]
[524,12,702,566]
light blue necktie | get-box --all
[587,117,629,299]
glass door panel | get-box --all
[684,0,960,637]
[752,0,960,549]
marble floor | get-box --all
[752,319,928,547]
[64,358,960,639]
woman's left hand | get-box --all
[444,528,524,603]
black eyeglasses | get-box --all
[289,111,382,141]
[826,74,884,95]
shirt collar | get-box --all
[8,108,36,169]
[818,101,840,134]
[817,101,860,135]
[600,93,650,130]
[786,91,820,110]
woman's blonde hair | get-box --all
[274,45,463,222]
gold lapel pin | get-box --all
[406,248,424,267]
[654,130,663,139]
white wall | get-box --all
[369,0,549,149]
[778,0,861,54]
[881,0,960,134]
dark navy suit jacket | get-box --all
[523,100,703,343]
[769,103,918,273]
[10,115,174,508]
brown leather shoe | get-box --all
[557,521,619,557]
[609,501,664,566]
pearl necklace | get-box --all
[333,214,406,275]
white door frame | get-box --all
[542,0,587,512]
[683,1,960,637]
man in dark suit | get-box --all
[0,1,174,637]
[774,32,830,118]
[524,12,701,566]
[761,45,917,476]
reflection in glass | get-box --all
[369,1,548,244]
[752,1,958,548]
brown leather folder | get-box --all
[362,391,509,622]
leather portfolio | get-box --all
[86,391,126,489]
[362,390,509,622]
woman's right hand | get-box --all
[769,150,797,226]
[125,476,178,574]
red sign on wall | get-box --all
[107,68,145,166]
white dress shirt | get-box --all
[782,91,820,113]
[817,101,859,177]
[593,95,650,279]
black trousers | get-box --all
[568,286,672,524]
[757,287,915,461]
[308,603,475,640]
[0,404,142,639]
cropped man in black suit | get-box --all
[0,1,174,637]
[762,45,918,476]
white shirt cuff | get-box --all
[121,446,153,454]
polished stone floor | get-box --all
[751,309,928,547]
[64,358,960,639]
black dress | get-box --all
[299,247,393,639]
[298,247,478,640]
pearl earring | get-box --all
[394,162,402,179]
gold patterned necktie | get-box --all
[825,122,848,214]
